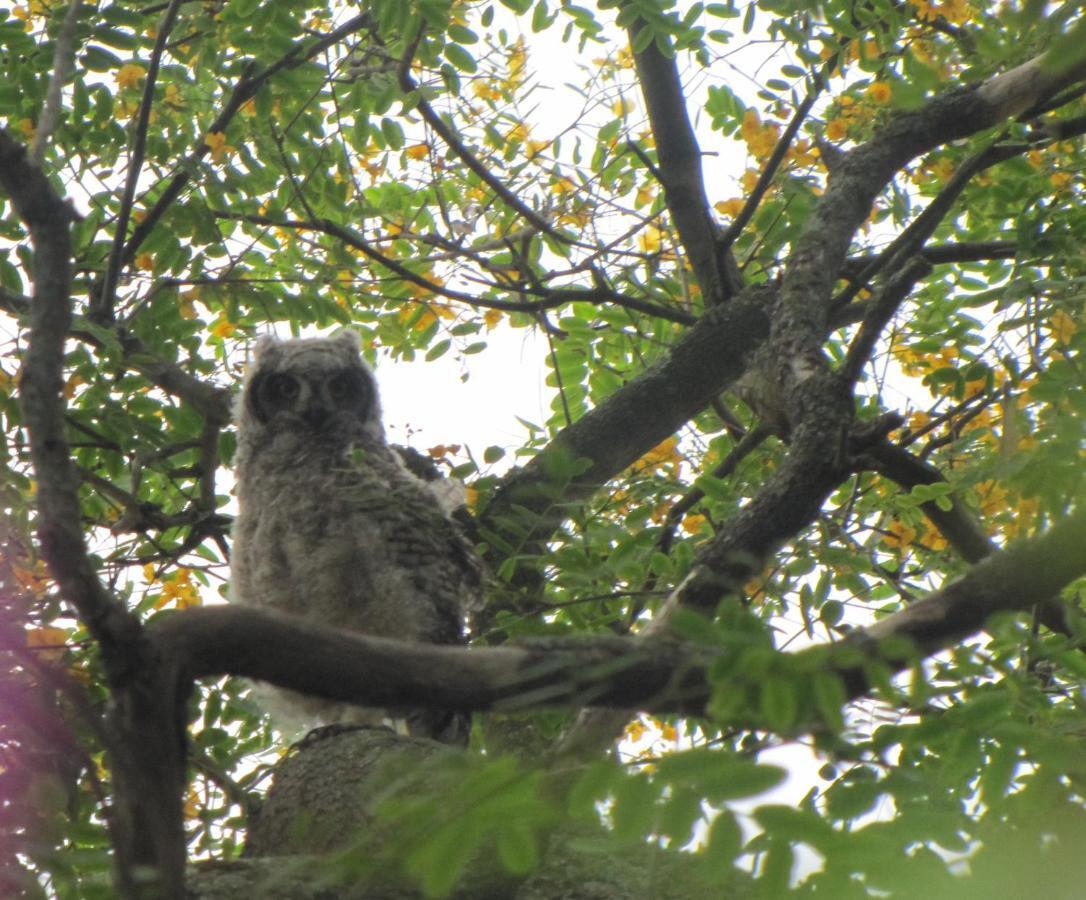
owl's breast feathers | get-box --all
[233,434,478,648]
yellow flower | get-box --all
[681,513,707,534]
[26,626,69,663]
[714,198,745,218]
[907,410,931,431]
[1042,308,1072,344]
[405,143,429,160]
[135,252,154,271]
[155,568,202,609]
[525,139,549,158]
[506,122,530,143]
[483,308,503,329]
[239,97,256,116]
[116,63,146,90]
[17,118,35,140]
[632,435,681,473]
[550,176,575,195]
[210,318,236,339]
[919,523,948,551]
[867,82,892,104]
[659,722,678,742]
[975,480,1008,518]
[164,84,184,108]
[883,519,917,550]
[506,37,528,90]
[612,97,635,117]
[63,374,85,399]
[472,80,502,101]
[623,718,647,742]
[825,118,848,142]
[1051,171,1072,189]
[203,131,234,163]
[638,224,663,254]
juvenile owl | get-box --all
[231,331,476,744]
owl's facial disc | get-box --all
[247,367,373,429]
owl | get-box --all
[231,331,477,745]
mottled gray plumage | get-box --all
[231,331,476,744]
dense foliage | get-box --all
[3,0,1086,896]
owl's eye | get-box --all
[326,372,357,402]
[266,373,300,402]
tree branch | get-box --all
[217,210,696,324]
[396,33,565,244]
[0,131,141,663]
[145,505,1086,721]
[481,41,1086,576]
[627,18,741,305]
[115,14,374,280]
[94,0,185,323]
[0,130,188,899]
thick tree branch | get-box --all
[151,606,714,714]
[479,288,773,566]
[0,131,187,899]
[481,41,1086,577]
[0,132,141,662]
[147,506,1086,719]
[628,19,741,305]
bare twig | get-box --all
[215,210,696,324]
[94,0,185,322]
[118,14,374,278]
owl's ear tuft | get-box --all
[331,329,362,355]
[253,335,281,362]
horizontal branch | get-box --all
[149,505,1086,720]
[150,605,714,715]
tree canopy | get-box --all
[4,0,1086,897]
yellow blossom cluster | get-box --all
[116,63,146,90]
[891,341,957,377]
[145,565,202,609]
[740,109,780,160]
[1048,308,1078,345]
[210,317,236,339]
[911,154,955,185]
[204,131,235,163]
[629,435,683,476]
[504,37,528,92]
[882,518,948,553]
[866,81,893,105]
[911,0,972,25]
[824,94,869,143]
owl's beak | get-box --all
[303,404,332,427]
